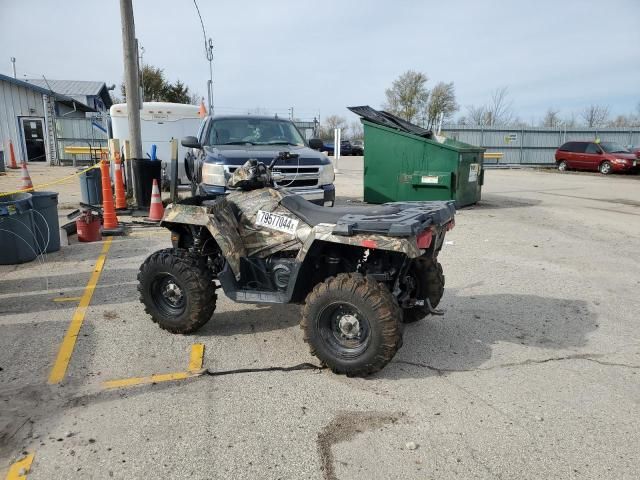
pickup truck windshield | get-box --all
[205,118,305,146]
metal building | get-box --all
[441,125,640,165]
[0,73,98,164]
[23,79,113,114]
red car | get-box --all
[555,141,638,174]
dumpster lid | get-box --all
[348,106,433,138]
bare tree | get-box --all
[349,120,364,140]
[383,70,430,123]
[485,86,513,126]
[466,105,489,126]
[561,113,577,128]
[580,105,609,127]
[319,115,348,139]
[425,81,459,129]
[607,115,635,128]
[541,108,561,128]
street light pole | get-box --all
[119,0,143,160]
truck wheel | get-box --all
[138,248,216,334]
[402,258,445,324]
[301,273,402,376]
[599,161,612,175]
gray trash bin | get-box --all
[30,191,60,253]
[78,167,102,205]
[0,192,38,264]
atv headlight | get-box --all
[201,163,226,186]
[318,163,335,186]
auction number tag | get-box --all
[255,210,299,235]
[469,163,479,182]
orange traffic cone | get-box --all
[113,153,127,210]
[19,161,33,191]
[147,179,164,222]
[99,159,124,235]
[198,99,207,118]
[8,140,18,169]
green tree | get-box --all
[164,80,191,104]
[425,81,458,129]
[121,64,196,104]
[383,70,429,123]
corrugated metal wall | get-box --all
[0,80,47,163]
[55,117,108,163]
[441,126,640,164]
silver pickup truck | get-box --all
[182,115,335,206]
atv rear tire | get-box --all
[402,258,445,324]
[301,273,402,376]
[138,248,216,334]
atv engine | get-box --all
[267,257,297,291]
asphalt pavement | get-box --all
[1,160,639,479]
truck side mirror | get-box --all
[181,136,201,149]
[308,138,323,150]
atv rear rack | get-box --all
[332,201,455,237]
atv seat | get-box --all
[281,194,400,227]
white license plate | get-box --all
[255,210,299,235]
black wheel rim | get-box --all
[151,273,186,316]
[317,302,371,358]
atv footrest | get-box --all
[231,289,288,304]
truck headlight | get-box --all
[201,163,226,186]
[318,163,335,185]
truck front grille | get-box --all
[227,166,319,187]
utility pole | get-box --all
[119,0,143,160]
[10,57,16,78]
[289,107,294,120]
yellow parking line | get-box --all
[102,344,206,390]
[188,343,205,372]
[5,453,34,479]
[48,238,113,384]
[51,296,82,303]
[102,371,195,389]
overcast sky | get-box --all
[1,0,639,124]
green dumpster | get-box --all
[362,120,485,207]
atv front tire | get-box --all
[402,258,445,324]
[138,248,216,334]
[301,273,402,376]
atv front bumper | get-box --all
[198,183,335,206]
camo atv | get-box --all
[138,154,455,376]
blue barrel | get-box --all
[0,193,38,265]
[30,191,60,253]
[78,167,102,205]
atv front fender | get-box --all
[161,201,245,279]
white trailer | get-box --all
[110,102,201,183]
